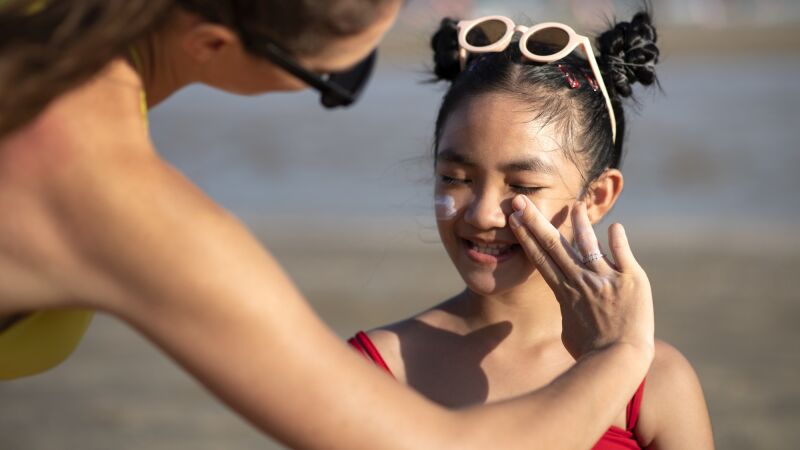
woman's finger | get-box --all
[511,195,581,280]
[509,211,568,293]
[570,201,608,272]
[607,223,639,273]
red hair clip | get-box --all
[557,64,581,89]
[581,69,599,91]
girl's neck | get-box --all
[450,281,564,348]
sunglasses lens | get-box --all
[466,19,507,47]
[322,49,377,108]
[525,27,570,56]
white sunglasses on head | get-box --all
[457,16,617,143]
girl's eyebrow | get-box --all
[436,148,476,167]
[437,148,555,175]
[502,158,556,175]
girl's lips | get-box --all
[462,239,520,265]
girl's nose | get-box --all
[463,191,510,230]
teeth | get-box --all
[471,242,510,256]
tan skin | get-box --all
[367,93,714,449]
[0,3,658,449]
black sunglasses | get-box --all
[249,39,378,108]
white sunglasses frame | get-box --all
[457,16,617,143]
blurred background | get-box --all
[2,0,798,449]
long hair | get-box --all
[0,0,174,137]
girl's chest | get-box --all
[404,348,629,430]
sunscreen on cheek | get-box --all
[434,194,457,220]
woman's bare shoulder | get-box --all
[0,57,230,312]
[0,58,149,171]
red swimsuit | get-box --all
[349,331,646,450]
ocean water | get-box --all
[149,54,800,231]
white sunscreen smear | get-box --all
[434,195,457,220]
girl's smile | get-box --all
[461,237,522,265]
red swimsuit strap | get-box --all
[626,378,647,432]
[348,331,395,378]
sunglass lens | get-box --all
[526,27,570,56]
[466,19,507,47]
[322,49,377,107]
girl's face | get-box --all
[435,93,587,296]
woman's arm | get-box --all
[0,63,654,450]
[636,341,714,449]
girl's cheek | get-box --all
[535,197,575,233]
[434,194,458,221]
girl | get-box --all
[350,11,714,449]
[1,1,655,448]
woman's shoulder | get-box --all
[1,58,149,167]
[0,57,159,214]
[635,339,711,446]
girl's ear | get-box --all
[584,169,623,224]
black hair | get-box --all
[429,11,660,188]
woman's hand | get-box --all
[509,196,654,362]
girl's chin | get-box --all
[461,276,520,297]
[457,265,538,297]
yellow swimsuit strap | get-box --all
[128,46,149,129]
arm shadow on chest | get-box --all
[396,319,513,408]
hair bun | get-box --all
[430,17,461,82]
[597,11,659,98]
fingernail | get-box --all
[512,195,527,212]
[509,212,521,228]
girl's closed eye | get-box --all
[439,174,470,186]
[510,185,543,195]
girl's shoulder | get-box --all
[362,303,461,384]
[635,339,712,447]
[361,324,406,382]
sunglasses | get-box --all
[249,39,377,109]
[457,16,617,143]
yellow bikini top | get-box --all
[0,47,149,380]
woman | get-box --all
[350,11,714,449]
[0,1,655,448]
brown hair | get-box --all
[0,0,394,138]
[178,0,394,56]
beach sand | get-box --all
[1,220,797,450]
